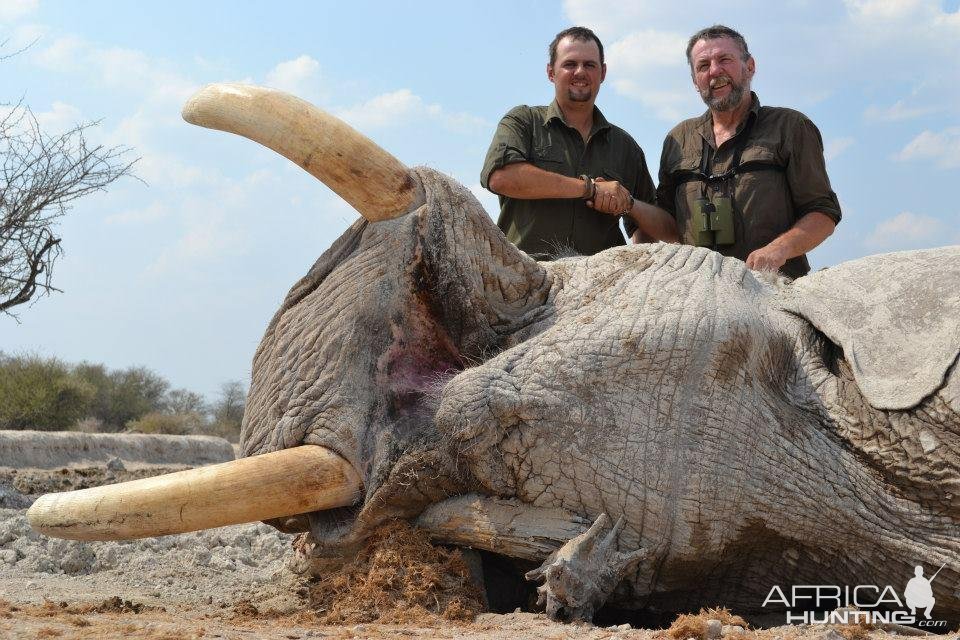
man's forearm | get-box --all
[746,211,836,271]
[768,211,836,257]
[627,200,679,243]
[487,162,586,199]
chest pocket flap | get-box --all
[533,143,565,166]
[740,144,781,166]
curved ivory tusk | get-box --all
[26,445,362,541]
[182,83,424,222]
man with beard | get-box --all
[657,25,841,278]
[482,26,677,260]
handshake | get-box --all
[581,175,634,217]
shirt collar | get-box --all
[696,92,761,147]
[545,99,612,137]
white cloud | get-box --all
[935,8,960,31]
[7,22,44,49]
[336,89,486,133]
[562,0,659,40]
[864,99,938,122]
[143,168,299,276]
[897,127,960,168]
[337,89,426,129]
[844,0,925,20]
[137,152,208,189]
[147,185,248,275]
[863,211,953,250]
[105,202,168,225]
[824,136,855,162]
[148,213,240,275]
[607,30,687,72]
[602,28,697,120]
[34,101,82,134]
[94,47,196,102]
[844,0,960,50]
[34,37,196,104]
[0,101,85,140]
[613,80,693,121]
[265,55,321,98]
[34,35,85,70]
[0,0,38,22]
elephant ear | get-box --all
[780,246,960,410]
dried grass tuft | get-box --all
[667,607,750,640]
[305,520,485,626]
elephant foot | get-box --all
[525,513,646,623]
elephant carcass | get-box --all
[243,157,960,619]
[29,84,960,623]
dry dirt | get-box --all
[2,464,956,640]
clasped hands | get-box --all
[586,177,633,216]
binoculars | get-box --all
[693,196,735,247]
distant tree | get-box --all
[130,387,209,436]
[72,362,112,422]
[164,388,207,415]
[210,380,246,442]
[108,366,169,430]
[71,363,169,430]
[0,94,135,315]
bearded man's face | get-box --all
[690,36,754,113]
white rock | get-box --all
[0,549,16,565]
[706,618,723,639]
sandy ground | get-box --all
[2,464,955,640]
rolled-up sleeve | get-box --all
[788,117,842,224]
[480,106,534,190]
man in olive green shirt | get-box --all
[481,26,677,260]
[657,25,840,278]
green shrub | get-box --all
[73,363,170,430]
[0,354,96,430]
[126,411,206,436]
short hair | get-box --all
[549,26,605,67]
[685,25,751,65]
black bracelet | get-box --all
[579,174,595,200]
[620,195,635,216]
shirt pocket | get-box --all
[736,144,785,205]
[667,144,702,174]
[533,143,566,172]
[739,144,780,166]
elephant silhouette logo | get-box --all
[904,563,945,620]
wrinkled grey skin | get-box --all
[241,168,960,620]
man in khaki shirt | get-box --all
[657,25,841,278]
[482,26,677,259]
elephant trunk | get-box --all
[182,83,425,222]
[26,445,362,541]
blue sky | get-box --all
[1,0,958,399]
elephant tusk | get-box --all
[26,445,362,541]
[182,83,425,222]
